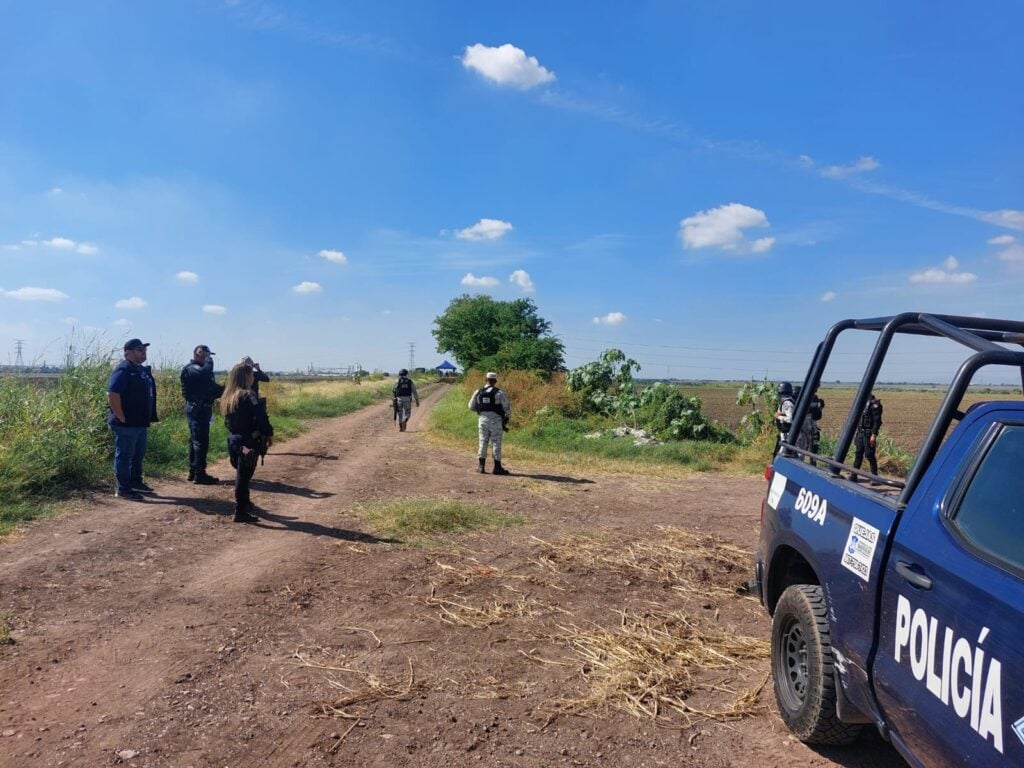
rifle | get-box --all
[502,415,510,433]
[392,396,400,422]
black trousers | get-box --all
[186,403,212,473]
[228,436,259,511]
[853,430,877,475]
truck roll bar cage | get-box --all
[779,312,1024,508]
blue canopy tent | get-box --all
[436,360,457,377]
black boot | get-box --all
[234,506,258,523]
[187,469,195,482]
[492,461,510,476]
[478,457,486,473]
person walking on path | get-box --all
[392,368,419,432]
[241,355,270,397]
[468,371,512,475]
[180,344,225,484]
[221,363,274,523]
[107,338,159,501]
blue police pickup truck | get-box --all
[753,313,1024,767]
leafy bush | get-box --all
[637,383,734,442]
[736,378,781,443]
[565,349,641,416]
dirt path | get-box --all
[0,387,905,768]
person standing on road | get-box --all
[852,393,883,480]
[180,344,225,484]
[107,338,159,501]
[392,368,419,432]
[468,372,511,475]
[221,363,274,523]
[241,355,270,397]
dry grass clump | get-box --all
[290,647,422,720]
[464,368,584,426]
[532,526,751,597]
[424,584,550,628]
[540,608,768,726]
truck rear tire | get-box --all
[771,584,863,745]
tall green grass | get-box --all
[0,360,395,536]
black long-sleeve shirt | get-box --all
[225,392,274,447]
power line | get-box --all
[14,340,25,368]
[408,342,415,371]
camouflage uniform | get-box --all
[468,375,512,473]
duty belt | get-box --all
[187,400,213,407]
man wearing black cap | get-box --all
[107,338,159,500]
[180,344,225,484]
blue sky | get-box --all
[2,1,1022,383]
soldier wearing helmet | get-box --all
[392,368,419,432]
[772,381,796,457]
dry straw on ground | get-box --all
[537,609,769,727]
[531,526,752,598]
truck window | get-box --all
[951,423,1024,572]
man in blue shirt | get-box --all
[107,339,158,501]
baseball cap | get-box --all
[241,356,254,366]
[486,372,498,380]
[195,344,215,355]
[124,338,150,351]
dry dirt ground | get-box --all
[0,387,906,768]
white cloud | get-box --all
[115,296,147,309]
[2,286,69,301]
[461,43,555,89]
[49,187,63,195]
[114,318,131,327]
[203,304,227,315]
[798,155,815,168]
[996,243,1024,264]
[679,203,773,253]
[909,257,977,284]
[821,291,837,302]
[982,209,1024,231]
[16,236,98,254]
[987,235,1015,246]
[509,269,535,293]
[455,218,513,241]
[292,281,322,294]
[821,155,880,179]
[176,271,199,283]
[592,312,627,326]
[319,249,348,264]
[461,273,499,288]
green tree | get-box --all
[432,294,565,374]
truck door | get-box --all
[874,419,1024,767]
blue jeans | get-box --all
[112,424,148,493]
[186,404,212,474]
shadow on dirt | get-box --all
[509,473,595,484]
[810,728,906,767]
[255,511,400,543]
[248,479,335,499]
[266,452,339,461]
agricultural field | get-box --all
[683,382,1023,456]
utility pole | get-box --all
[14,340,25,369]
[408,342,415,372]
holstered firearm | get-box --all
[502,415,510,433]
[252,432,268,465]
[392,397,400,422]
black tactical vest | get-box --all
[476,386,504,414]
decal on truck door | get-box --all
[841,516,879,582]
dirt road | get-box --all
[0,387,904,768]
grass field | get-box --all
[683,382,1022,455]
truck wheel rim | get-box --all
[779,618,809,709]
